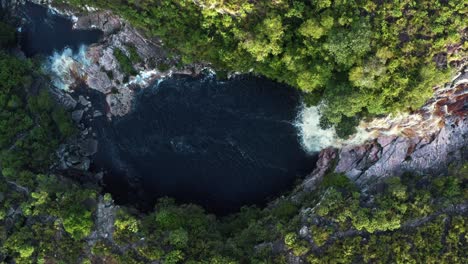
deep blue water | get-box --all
[18,2,316,214]
[92,75,316,213]
[18,2,102,57]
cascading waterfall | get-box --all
[294,104,339,153]
[295,69,467,154]
[294,104,386,153]
[43,45,90,90]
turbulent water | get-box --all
[44,45,91,90]
[295,106,339,152]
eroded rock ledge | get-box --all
[76,10,207,118]
[16,1,208,118]
[303,69,467,191]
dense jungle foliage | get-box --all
[0,2,467,264]
[59,0,466,131]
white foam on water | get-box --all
[154,78,166,88]
[294,104,339,153]
[127,69,159,87]
[43,45,90,90]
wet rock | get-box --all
[106,88,134,117]
[93,110,103,117]
[302,148,336,191]
[26,5,209,118]
[71,109,84,123]
[0,0,40,10]
[79,138,98,157]
[95,172,104,181]
[72,157,90,171]
[49,87,77,110]
[78,95,91,106]
[66,155,81,165]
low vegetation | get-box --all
[113,48,138,79]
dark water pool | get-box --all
[18,2,102,57]
[18,2,316,214]
[92,75,316,214]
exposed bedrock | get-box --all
[303,71,467,190]
[39,5,207,118]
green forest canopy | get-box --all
[0,3,467,264]
[60,0,465,131]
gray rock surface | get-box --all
[78,95,91,107]
[72,157,90,171]
[56,136,98,171]
[93,110,103,117]
[71,109,84,123]
[74,10,122,36]
[335,115,467,187]
[302,149,336,191]
[49,86,77,110]
[87,195,117,245]
[79,138,98,157]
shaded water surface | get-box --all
[19,2,102,57]
[92,75,316,214]
[18,2,316,214]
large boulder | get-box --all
[74,11,122,36]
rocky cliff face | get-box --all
[42,7,206,118]
[303,68,467,190]
[5,1,205,119]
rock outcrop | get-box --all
[54,92,101,173]
[303,68,467,190]
[33,4,207,118]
